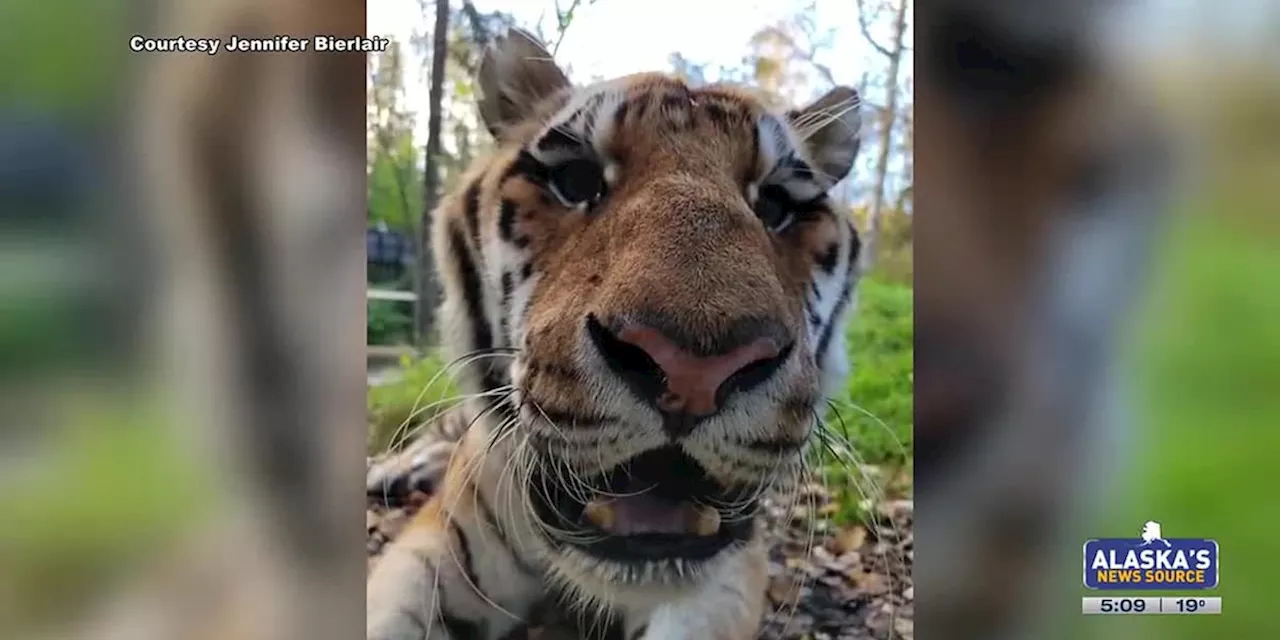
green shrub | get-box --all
[367,353,458,453]
[820,278,914,521]
[367,300,413,346]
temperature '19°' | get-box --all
[1082,597,1222,614]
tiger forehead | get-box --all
[610,77,765,131]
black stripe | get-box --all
[660,93,687,114]
[782,154,816,182]
[815,249,857,365]
[474,486,541,577]
[809,281,822,301]
[451,522,483,593]
[783,394,818,417]
[535,125,579,153]
[497,626,532,640]
[525,360,579,382]
[848,219,862,262]
[747,436,807,454]
[628,625,648,640]
[500,270,514,306]
[449,224,493,356]
[520,262,534,280]
[817,242,839,274]
[463,180,482,246]
[503,150,551,186]
[749,115,760,167]
[439,609,484,640]
[613,100,631,130]
[532,406,619,429]
[660,94,692,132]
[703,102,731,132]
[498,199,518,241]
[582,93,606,139]
[629,97,648,122]
[499,270,513,344]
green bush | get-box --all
[367,353,458,453]
[367,300,413,346]
[820,278,914,522]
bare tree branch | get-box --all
[550,0,590,55]
[856,0,895,58]
[414,0,450,344]
[460,0,491,45]
[859,0,909,272]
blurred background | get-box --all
[1078,2,1278,637]
[914,1,1279,639]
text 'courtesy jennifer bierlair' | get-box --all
[129,35,391,55]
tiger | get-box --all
[365,27,864,640]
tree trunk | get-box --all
[414,0,450,346]
[896,101,913,212]
[858,0,909,273]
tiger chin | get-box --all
[366,27,863,640]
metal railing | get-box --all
[366,288,417,302]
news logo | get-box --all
[1083,521,1219,590]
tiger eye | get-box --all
[549,159,605,207]
[753,185,795,232]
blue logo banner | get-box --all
[1083,536,1219,590]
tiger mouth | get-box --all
[529,446,757,563]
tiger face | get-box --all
[434,30,862,593]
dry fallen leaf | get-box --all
[855,571,890,595]
[830,525,868,555]
[877,499,913,520]
[894,616,914,638]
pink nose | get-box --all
[614,324,783,417]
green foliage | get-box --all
[0,1,123,116]
[368,353,459,453]
[1081,202,1280,640]
[0,401,207,629]
[852,205,913,285]
[367,135,423,232]
[367,300,414,346]
[368,38,424,233]
[819,278,914,523]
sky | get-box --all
[367,0,899,142]
[366,0,911,202]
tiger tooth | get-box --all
[583,500,616,531]
[693,506,721,536]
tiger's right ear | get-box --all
[476,28,571,139]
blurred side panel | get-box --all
[0,1,369,639]
[911,0,1217,638]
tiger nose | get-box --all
[586,314,792,427]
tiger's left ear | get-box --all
[788,86,863,188]
[477,28,571,140]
